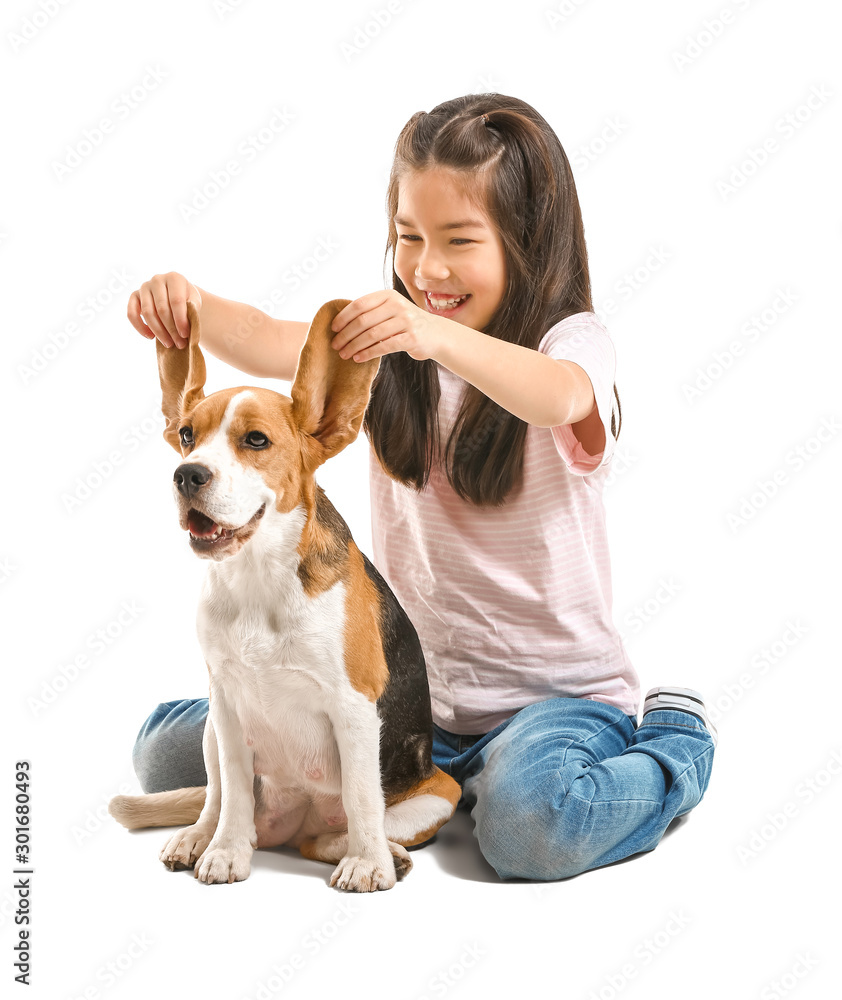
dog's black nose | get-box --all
[174,463,213,499]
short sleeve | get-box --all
[538,313,617,476]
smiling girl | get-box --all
[127,93,715,881]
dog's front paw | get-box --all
[159,824,214,871]
[194,840,253,884]
[330,852,398,892]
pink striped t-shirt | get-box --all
[367,311,640,734]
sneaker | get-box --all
[641,686,718,748]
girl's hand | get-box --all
[329,289,444,363]
[127,272,203,349]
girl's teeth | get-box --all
[428,293,469,310]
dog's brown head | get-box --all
[156,299,380,560]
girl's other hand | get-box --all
[329,289,444,363]
[127,272,203,349]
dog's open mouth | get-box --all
[186,504,266,548]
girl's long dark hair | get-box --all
[363,93,621,507]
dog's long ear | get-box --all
[290,299,380,474]
[156,300,207,453]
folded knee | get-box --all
[132,738,167,794]
[479,824,599,881]
[473,781,601,881]
[132,701,208,794]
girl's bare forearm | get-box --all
[194,287,308,381]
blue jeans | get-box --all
[132,695,714,881]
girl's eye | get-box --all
[397,234,472,246]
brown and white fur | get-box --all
[109,299,461,892]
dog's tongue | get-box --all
[187,509,218,537]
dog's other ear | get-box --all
[291,298,380,474]
[156,300,207,453]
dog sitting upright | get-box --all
[109,299,461,892]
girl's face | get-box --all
[394,167,507,333]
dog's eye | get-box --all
[179,427,194,447]
[244,431,270,449]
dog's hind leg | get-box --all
[299,831,348,866]
[383,767,461,848]
[299,768,460,879]
[299,831,413,881]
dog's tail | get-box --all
[108,787,206,830]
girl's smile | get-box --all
[394,167,507,332]
[422,290,473,316]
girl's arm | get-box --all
[330,289,604,454]
[194,286,309,382]
[434,323,597,431]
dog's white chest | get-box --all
[197,563,350,799]
[198,564,347,673]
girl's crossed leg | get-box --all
[131,694,715,881]
[133,698,208,793]
[433,695,715,880]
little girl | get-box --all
[127,93,716,881]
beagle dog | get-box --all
[109,299,460,892]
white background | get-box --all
[3,0,840,997]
